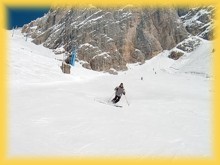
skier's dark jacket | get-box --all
[115,85,125,97]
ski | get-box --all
[95,99,123,108]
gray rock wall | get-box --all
[22,6,189,72]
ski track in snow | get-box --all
[8,29,213,158]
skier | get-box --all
[112,83,126,104]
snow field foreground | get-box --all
[8,29,212,157]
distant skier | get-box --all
[112,83,126,104]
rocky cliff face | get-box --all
[21,6,213,73]
[177,6,214,40]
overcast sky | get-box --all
[7,7,49,29]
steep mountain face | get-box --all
[177,6,214,40]
[21,6,214,73]
[22,6,188,72]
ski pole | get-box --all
[124,94,130,106]
[108,93,115,102]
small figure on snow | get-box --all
[112,83,126,104]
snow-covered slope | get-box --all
[8,29,212,157]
